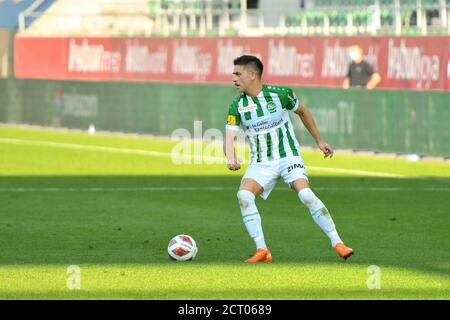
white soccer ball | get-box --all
[167,234,198,261]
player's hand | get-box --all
[227,158,241,171]
[317,140,334,158]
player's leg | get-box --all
[291,178,342,246]
[291,178,353,260]
[238,162,279,263]
[239,178,266,249]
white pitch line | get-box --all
[0,186,448,193]
[306,166,404,178]
[0,137,406,178]
[0,137,218,162]
[0,137,174,158]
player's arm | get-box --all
[223,128,240,171]
[366,72,381,89]
[224,102,241,171]
[294,103,334,158]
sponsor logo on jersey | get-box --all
[287,163,304,173]
[227,115,237,125]
[238,104,258,113]
[251,119,284,133]
[267,101,277,113]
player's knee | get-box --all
[298,188,315,206]
[237,189,255,210]
[298,188,325,213]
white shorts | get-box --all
[242,156,308,200]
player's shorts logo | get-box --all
[287,163,304,173]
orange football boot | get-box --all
[245,247,272,263]
[335,243,354,260]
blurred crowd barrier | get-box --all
[1,79,448,157]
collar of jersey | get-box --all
[241,85,266,99]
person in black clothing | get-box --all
[342,44,381,90]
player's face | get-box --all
[232,65,255,93]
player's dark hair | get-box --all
[233,55,263,79]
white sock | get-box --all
[237,190,267,249]
[298,188,342,247]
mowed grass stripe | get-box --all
[0,137,406,178]
[0,186,449,192]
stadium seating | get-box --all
[17,0,450,36]
[284,0,448,35]
[22,0,152,36]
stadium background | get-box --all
[0,0,449,300]
[1,0,449,157]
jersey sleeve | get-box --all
[285,87,300,112]
[225,99,241,131]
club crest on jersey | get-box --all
[267,101,277,113]
[238,105,257,113]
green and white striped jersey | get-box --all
[226,84,301,163]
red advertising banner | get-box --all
[15,35,450,90]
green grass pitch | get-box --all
[0,125,449,299]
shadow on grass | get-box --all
[1,288,449,300]
[0,175,449,279]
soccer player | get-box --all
[224,55,354,263]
